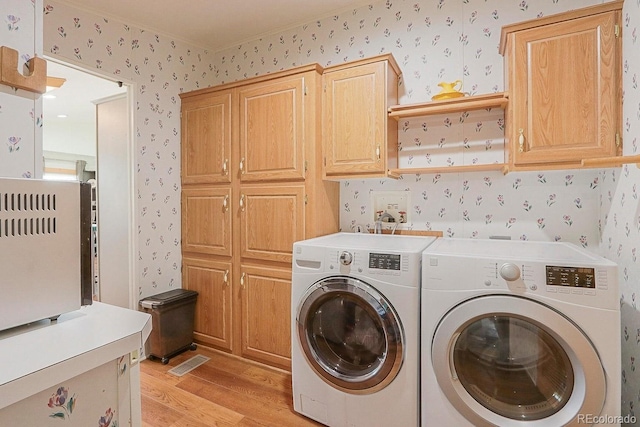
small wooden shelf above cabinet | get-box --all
[581,155,640,169]
[387,92,509,175]
[388,92,508,120]
[388,163,508,176]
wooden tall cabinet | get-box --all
[180,64,339,370]
[322,54,400,178]
[500,1,623,169]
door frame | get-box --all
[42,56,137,309]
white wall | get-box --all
[0,0,43,178]
[44,1,213,301]
[95,94,132,308]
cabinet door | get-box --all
[239,185,305,264]
[238,76,306,181]
[239,264,291,369]
[509,11,620,166]
[323,60,397,176]
[182,187,232,257]
[183,257,233,351]
[181,91,232,184]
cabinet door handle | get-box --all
[223,195,229,211]
[222,159,228,175]
[223,269,229,285]
[239,157,245,174]
[240,272,246,288]
[239,194,245,212]
[376,145,381,161]
[518,129,525,153]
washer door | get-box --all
[431,295,606,426]
[296,276,404,394]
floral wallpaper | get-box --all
[43,1,215,299]
[603,1,640,422]
[0,0,42,178]
[6,0,635,421]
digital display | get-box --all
[546,266,595,288]
[369,253,401,270]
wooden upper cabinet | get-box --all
[238,75,306,182]
[322,54,400,178]
[182,187,232,257]
[238,185,305,264]
[181,91,232,184]
[500,2,622,168]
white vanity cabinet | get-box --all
[0,303,151,427]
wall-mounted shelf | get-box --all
[387,92,509,175]
[389,163,508,176]
[0,46,47,94]
[388,92,508,120]
[581,155,640,169]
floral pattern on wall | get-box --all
[43,0,640,419]
[0,0,41,178]
[603,2,640,423]
[44,1,215,299]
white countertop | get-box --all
[0,302,151,409]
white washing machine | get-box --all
[421,238,620,427]
[292,232,438,427]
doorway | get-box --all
[42,60,134,308]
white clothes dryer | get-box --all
[292,232,438,427]
[421,238,620,427]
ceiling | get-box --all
[44,61,126,124]
[59,0,375,51]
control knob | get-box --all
[499,263,521,282]
[339,251,353,266]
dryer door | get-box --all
[431,295,606,427]
[296,276,404,394]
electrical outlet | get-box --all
[371,190,409,224]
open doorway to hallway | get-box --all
[42,60,134,308]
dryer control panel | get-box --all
[422,238,619,311]
[546,266,595,288]
[477,259,615,309]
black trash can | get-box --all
[139,289,198,364]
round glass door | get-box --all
[431,295,606,426]
[453,315,574,420]
[296,276,404,394]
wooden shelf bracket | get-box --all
[0,46,47,94]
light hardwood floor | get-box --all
[140,346,322,427]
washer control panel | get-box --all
[368,253,401,271]
[327,249,417,279]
